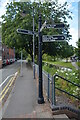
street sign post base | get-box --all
[38,97,44,104]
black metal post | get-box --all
[33,7,35,79]
[48,73,50,101]
[38,14,44,104]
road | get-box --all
[2,62,37,118]
[1,61,21,91]
[2,61,20,83]
[0,60,27,85]
[0,61,21,110]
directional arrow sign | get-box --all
[40,21,47,32]
[17,29,38,35]
[45,23,65,29]
[42,35,65,42]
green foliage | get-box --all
[26,54,32,63]
[76,61,80,67]
[42,43,74,62]
[76,38,80,60]
[43,60,76,70]
[0,27,1,36]
[77,38,80,60]
[42,53,55,61]
[2,1,73,60]
[22,49,27,59]
[42,62,80,100]
[58,42,74,60]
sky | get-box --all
[78,1,80,39]
[0,0,79,47]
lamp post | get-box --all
[33,7,35,79]
[14,47,15,59]
[38,14,44,104]
[20,50,23,77]
[20,7,35,79]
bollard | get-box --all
[47,73,50,101]
[37,65,38,76]
[43,71,44,94]
[20,51,23,77]
[52,75,56,105]
[53,75,56,105]
[52,76,53,105]
[38,66,39,77]
[33,64,35,79]
[35,64,36,74]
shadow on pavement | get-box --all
[26,63,32,69]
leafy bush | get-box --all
[27,54,32,63]
[42,62,80,100]
[42,53,55,62]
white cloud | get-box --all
[0,0,79,48]
[58,0,79,3]
[58,0,66,4]
[69,27,78,47]
[0,8,6,20]
[2,0,9,7]
[78,28,80,38]
[0,0,11,22]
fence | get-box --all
[35,64,52,102]
[35,64,80,115]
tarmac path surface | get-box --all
[1,61,20,84]
[2,62,37,118]
[71,62,78,70]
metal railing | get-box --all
[35,64,80,104]
[35,64,80,117]
[52,74,80,106]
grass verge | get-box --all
[43,60,76,70]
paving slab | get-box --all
[53,114,69,119]
[2,63,37,118]
[2,62,70,119]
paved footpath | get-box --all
[71,62,79,70]
[2,62,69,119]
[2,62,53,119]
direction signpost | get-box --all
[45,23,65,29]
[33,7,35,79]
[17,29,38,36]
[42,35,65,42]
[37,21,65,104]
[40,21,47,32]
[17,13,65,105]
[38,14,44,104]
[17,29,33,35]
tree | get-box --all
[76,38,80,60]
[59,42,74,62]
[1,1,72,61]
[0,27,1,36]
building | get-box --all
[2,44,15,65]
[2,44,9,60]
[0,36,2,68]
[9,48,15,59]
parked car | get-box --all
[14,58,17,62]
[15,58,17,61]
[0,59,2,68]
[10,59,13,64]
[17,58,20,60]
[6,59,10,65]
[2,59,6,67]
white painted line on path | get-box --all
[0,74,14,88]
